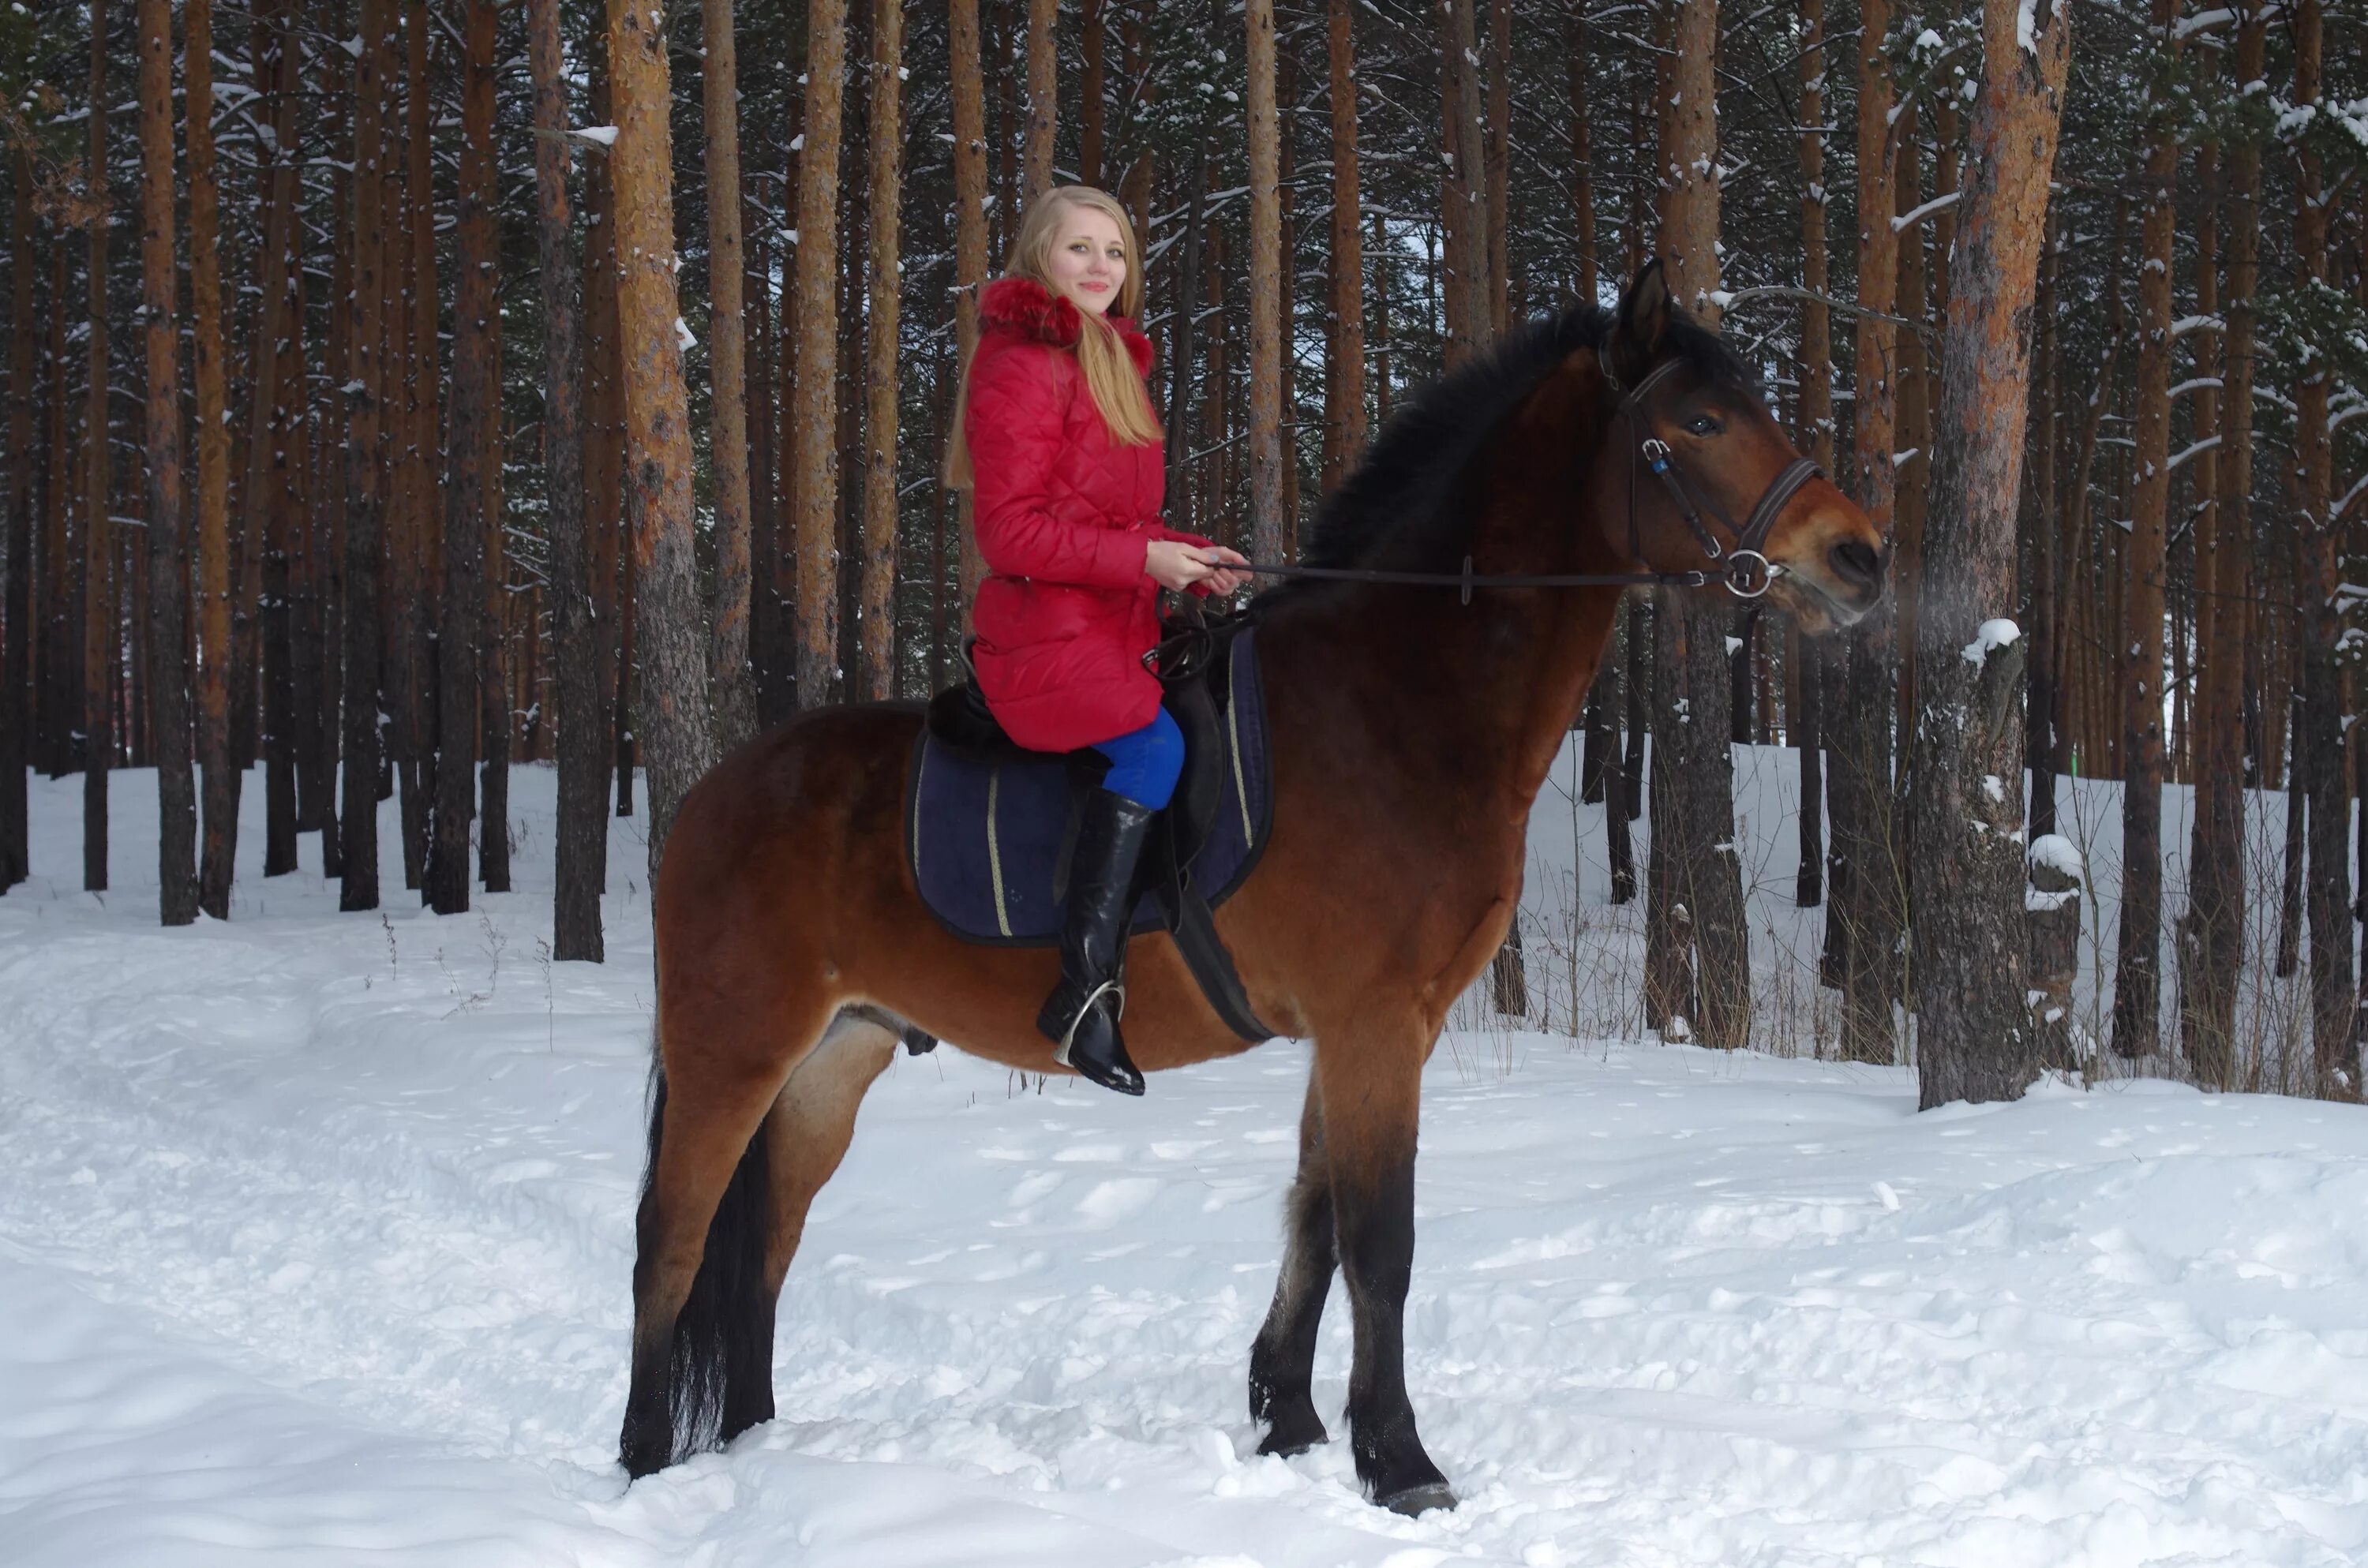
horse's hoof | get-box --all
[1255,1409,1329,1457]
[1378,1480,1459,1517]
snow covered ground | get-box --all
[5,756,2368,1566]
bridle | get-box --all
[1228,350,1826,603]
[1607,357,1825,601]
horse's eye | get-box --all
[1685,414,1722,437]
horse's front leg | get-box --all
[1317,1019,1455,1514]
[1249,1076,1335,1454]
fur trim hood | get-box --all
[979,275,1155,380]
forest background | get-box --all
[0,0,2363,1109]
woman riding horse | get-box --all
[618,259,1889,1509]
[946,185,1251,1096]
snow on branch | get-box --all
[1890,190,1960,233]
[1961,618,2022,668]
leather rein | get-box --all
[1229,356,1825,604]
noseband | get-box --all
[1609,357,1826,600]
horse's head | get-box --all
[1590,262,1887,633]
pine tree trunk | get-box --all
[182,0,239,913]
[534,0,601,959]
[791,0,848,712]
[1830,0,1901,1063]
[2289,0,2357,1096]
[609,0,718,874]
[429,0,497,915]
[1245,0,1284,565]
[390,0,440,894]
[1021,0,1057,202]
[703,0,758,750]
[1643,599,1696,1035]
[856,0,904,700]
[137,0,197,926]
[1908,0,2072,1110]
[1890,107,1928,759]
[2026,211,2060,840]
[581,36,625,825]
[2111,0,2183,1060]
[247,0,302,880]
[1321,0,1365,493]
[83,0,113,893]
[340,0,392,911]
[1658,0,1748,1048]
[1482,0,1510,336]
[41,235,73,785]
[275,55,311,863]
[314,54,350,878]
[478,340,509,894]
[2180,137,2237,1083]
[1437,0,1487,368]
[1078,0,1104,189]
[2,150,33,890]
[950,0,990,614]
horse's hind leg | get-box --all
[1319,1020,1454,1515]
[1249,1076,1336,1455]
[620,987,837,1479]
[733,1011,901,1429]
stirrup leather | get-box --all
[1050,977,1126,1067]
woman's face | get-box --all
[1043,206,1128,318]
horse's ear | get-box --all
[1607,260,1672,386]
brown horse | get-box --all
[617,263,1887,1513]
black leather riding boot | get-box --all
[1038,788,1158,1096]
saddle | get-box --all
[905,610,1276,1044]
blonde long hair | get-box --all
[944,185,1163,491]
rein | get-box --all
[1229,355,1825,605]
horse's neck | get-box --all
[1266,575,1624,817]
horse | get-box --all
[616,261,1888,1514]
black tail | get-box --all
[622,1053,778,1474]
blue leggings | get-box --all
[1091,706,1183,810]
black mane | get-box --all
[1289,301,1759,578]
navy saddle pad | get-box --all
[907,629,1272,945]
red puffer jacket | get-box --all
[966,275,1212,753]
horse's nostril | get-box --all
[1830,540,1881,589]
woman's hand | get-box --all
[1146,541,1253,596]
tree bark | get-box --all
[137,0,197,926]
[1321,0,1366,492]
[340,0,392,911]
[856,0,903,700]
[246,0,302,881]
[2027,210,2060,840]
[2289,0,2356,1097]
[2111,0,2183,1060]
[791,0,848,712]
[2193,3,2269,1060]
[2180,141,2235,1084]
[183,0,240,913]
[1483,0,1510,335]
[390,0,439,893]
[950,0,990,615]
[429,0,498,915]
[1079,0,1105,189]
[1909,0,2072,1111]
[1245,0,1285,565]
[1567,17,1597,305]
[1656,0,1748,1048]
[703,0,758,750]
[2,150,33,890]
[1831,0,1901,1063]
[1021,0,1057,202]
[84,0,113,893]
[609,0,718,875]
[581,32,625,826]
[1437,0,1487,368]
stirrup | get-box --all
[1050,978,1126,1067]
